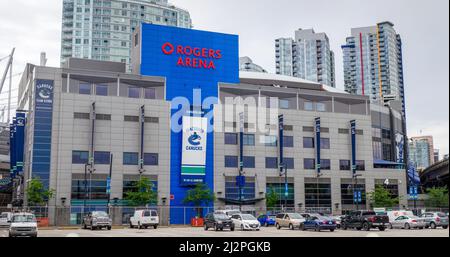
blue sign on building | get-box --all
[138,24,239,224]
[32,80,54,189]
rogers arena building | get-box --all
[14,24,408,225]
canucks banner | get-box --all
[181,116,207,185]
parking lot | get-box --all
[0,226,448,237]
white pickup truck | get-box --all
[8,212,38,237]
[129,210,159,229]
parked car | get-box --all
[390,215,427,229]
[129,209,159,229]
[231,214,261,231]
[331,215,343,229]
[204,212,235,231]
[420,212,449,229]
[82,211,112,230]
[215,209,241,218]
[341,210,389,231]
[8,212,38,237]
[275,213,306,230]
[301,214,337,232]
[257,214,276,227]
[0,212,13,227]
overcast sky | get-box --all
[0,0,448,156]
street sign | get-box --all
[409,186,418,200]
[357,191,362,203]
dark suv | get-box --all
[204,213,235,231]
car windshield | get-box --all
[362,211,376,216]
[12,215,36,223]
[214,214,229,219]
[268,215,276,219]
[241,214,256,221]
[92,211,108,217]
[289,213,302,219]
[0,214,7,219]
[437,213,447,217]
[227,211,240,216]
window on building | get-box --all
[144,88,156,99]
[303,126,314,132]
[243,134,255,146]
[341,183,366,205]
[303,137,315,148]
[280,99,290,109]
[316,102,326,112]
[71,179,107,200]
[243,156,256,168]
[225,156,238,168]
[339,128,349,134]
[262,135,277,147]
[225,177,255,201]
[224,133,238,145]
[74,112,90,119]
[265,157,278,169]
[304,101,314,111]
[340,160,351,171]
[282,158,295,169]
[283,136,294,148]
[94,151,111,164]
[305,181,332,208]
[123,152,139,165]
[144,153,158,166]
[72,150,89,164]
[144,117,159,123]
[124,116,139,122]
[356,160,366,171]
[266,183,295,208]
[79,83,91,95]
[304,158,315,170]
[321,159,331,170]
[128,87,140,98]
[321,138,330,149]
[96,114,111,120]
[95,84,108,96]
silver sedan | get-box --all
[390,215,427,229]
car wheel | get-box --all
[230,226,235,231]
[153,225,158,229]
[265,223,269,227]
[107,226,112,231]
[91,225,95,231]
[241,224,244,231]
[276,223,281,230]
[129,222,134,229]
[362,222,370,231]
[389,223,393,229]
[330,229,335,232]
[82,222,87,230]
[379,226,386,231]
[405,223,411,230]
[289,224,294,230]
[342,224,348,230]
[300,223,305,231]
[430,222,437,229]
[443,226,448,229]
[204,224,208,231]
[315,225,321,232]
[419,227,424,230]
[215,224,219,231]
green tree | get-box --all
[183,183,216,218]
[425,187,449,208]
[26,178,55,206]
[368,185,400,208]
[124,177,158,206]
[265,187,279,209]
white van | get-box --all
[129,209,159,229]
[215,209,241,218]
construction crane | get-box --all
[0,48,15,124]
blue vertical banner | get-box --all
[32,79,54,189]
[14,112,26,176]
[9,123,16,178]
[139,105,145,173]
[315,117,321,175]
[278,115,284,175]
[239,112,244,173]
[350,120,357,175]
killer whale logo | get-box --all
[38,87,51,99]
[188,132,201,146]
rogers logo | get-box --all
[161,42,222,70]
[162,42,175,55]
